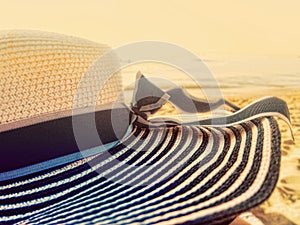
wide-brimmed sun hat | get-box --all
[0,30,292,225]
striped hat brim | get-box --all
[0,75,291,225]
[0,117,281,225]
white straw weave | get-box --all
[0,30,122,125]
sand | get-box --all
[227,89,300,225]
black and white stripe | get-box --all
[0,117,281,225]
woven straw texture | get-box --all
[0,30,122,125]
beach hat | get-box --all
[0,30,292,225]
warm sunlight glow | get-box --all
[0,0,299,56]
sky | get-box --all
[0,0,299,56]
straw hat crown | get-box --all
[0,30,122,125]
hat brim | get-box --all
[0,115,280,225]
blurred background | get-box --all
[1,0,299,55]
[0,0,299,95]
